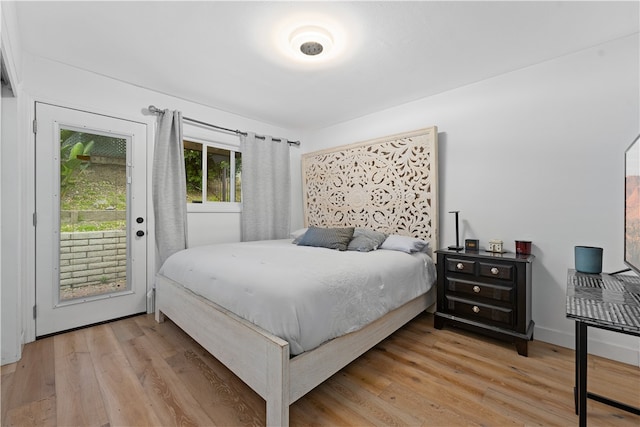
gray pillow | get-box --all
[296,226,355,251]
[347,228,388,252]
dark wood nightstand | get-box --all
[434,249,534,356]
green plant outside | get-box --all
[184,142,242,203]
[60,130,127,233]
[61,184,126,211]
[60,220,126,233]
[184,146,202,196]
[60,139,94,198]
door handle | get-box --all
[136,230,145,237]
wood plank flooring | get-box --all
[2,312,639,426]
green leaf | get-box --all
[69,142,84,160]
[83,140,94,155]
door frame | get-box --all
[35,102,150,335]
[22,97,157,343]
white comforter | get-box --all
[158,239,436,355]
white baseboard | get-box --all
[535,325,640,367]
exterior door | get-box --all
[35,102,147,336]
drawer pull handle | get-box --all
[456,263,464,270]
[473,305,480,313]
[473,285,481,293]
[491,267,499,275]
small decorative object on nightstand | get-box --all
[434,249,534,356]
[487,239,504,253]
[465,239,479,252]
[515,240,532,255]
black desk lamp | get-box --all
[447,210,464,251]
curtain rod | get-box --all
[148,105,300,146]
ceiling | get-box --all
[14,1,639,130]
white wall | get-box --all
[297,35,640,365]
[1,0,24,365]
[1,84,21,365]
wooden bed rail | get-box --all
[156,274,435,426]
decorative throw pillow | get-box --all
[347,228,388,252]
[296,226,355,251]
[380,234,431,254]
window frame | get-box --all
[183,130,242,214]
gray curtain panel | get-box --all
[241,133,291,241]
[152,109,188,264]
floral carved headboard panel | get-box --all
[302,126,439,252]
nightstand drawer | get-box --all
[445,258,475,275]
[446,279,513,303]
[445,296,514,327]
[479,262,514,281]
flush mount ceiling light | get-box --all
[273,17,347,65]
[289,25,334,58]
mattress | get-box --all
[158,239,436,355]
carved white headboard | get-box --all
[302,126,439,253]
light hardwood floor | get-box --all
[2,312,639,426]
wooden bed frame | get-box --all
[155,127,439,426]
[156,276,435,425]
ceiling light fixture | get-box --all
[272,16,350,66]
[288,25,334,59]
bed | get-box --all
[155,126,439,426]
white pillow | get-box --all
[380,234,431,254]
[290,228,308,242]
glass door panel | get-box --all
[59,129,128,301]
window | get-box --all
[184,140,241,206]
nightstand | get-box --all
[434,249,534,356]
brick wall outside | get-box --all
[60,230,127,289]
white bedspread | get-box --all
[158,239,436,355]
